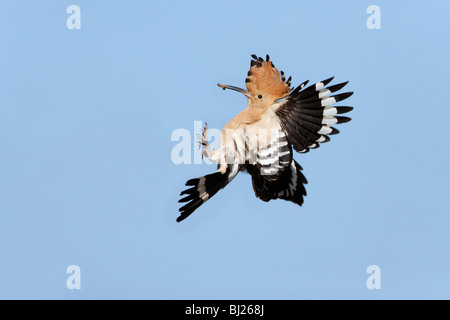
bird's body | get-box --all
[177,55,353,222]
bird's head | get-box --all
[218,54,292,109]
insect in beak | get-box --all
[217,83,253,98]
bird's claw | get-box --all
[197,123,210,159]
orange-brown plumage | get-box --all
[245,55,290,100]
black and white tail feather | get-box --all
[178,77,353,222]
[248,156,307,206]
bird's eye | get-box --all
[258,95,263,99]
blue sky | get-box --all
[0,1,449,299]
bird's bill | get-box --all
[217,83,253,98]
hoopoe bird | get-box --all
[177,54,353,222]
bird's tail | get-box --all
[249,160,308,206]
[177,166,237,222]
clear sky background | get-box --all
[0,1,449,299]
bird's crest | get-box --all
[245,54,292,99]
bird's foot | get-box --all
[197,122,211,159]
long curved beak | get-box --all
[217,83,253,98]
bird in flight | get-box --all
[177,54,353,222]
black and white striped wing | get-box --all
[276,77,353,153]
[245,122,292,180]
[255,127,292,179]
[178,164,238,222]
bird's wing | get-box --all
[178,164,239,222]
[275,77,353,154]
[245,114,292,180]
